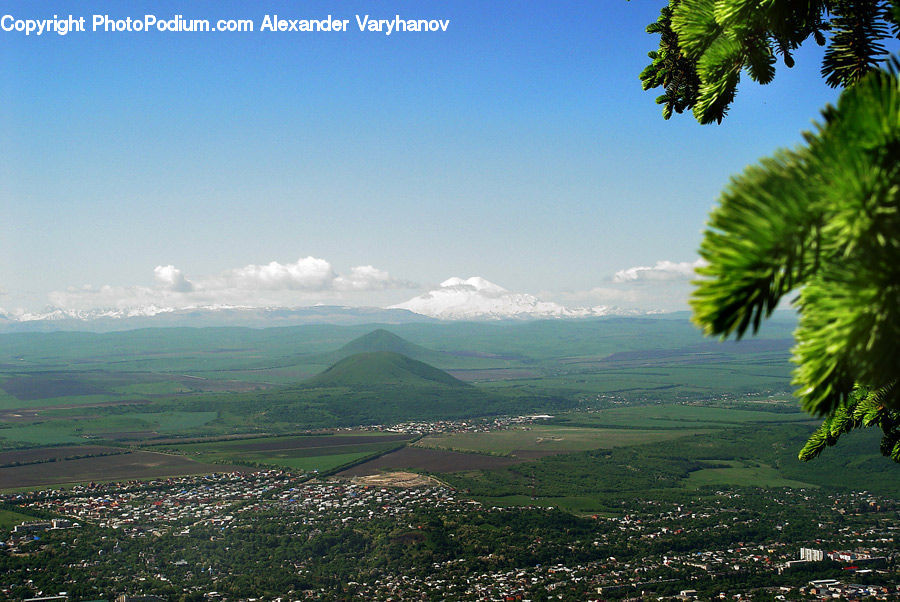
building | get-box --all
[800,547,824,562]
[13,522,51,534]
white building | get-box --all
[800,547,824,562]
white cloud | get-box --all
[555,286,645,306]
[335,265,413,291]
[43,256,415,312]
[226,257,336,291]
[49,284,169,312]
[391,276,603,320]
[555,281,691,312]
[154,265,194,292]
[544,259,707,313]
[393,262,707,320]
[613,259,705,283]
[31,257,708,317]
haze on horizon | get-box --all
[1,1,841,317]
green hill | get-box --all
[335,329,436,361]
[306,351,470,389]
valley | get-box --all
[0,316,897,600]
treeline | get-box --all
[0,449,127,469]
[442,423,900,507]
[147,383,578,433]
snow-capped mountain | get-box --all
[7,305,177,322]
[0,305,432,332]
[0,278,645,331]
[389,276,623,320]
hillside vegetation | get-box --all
[306,351,469,389]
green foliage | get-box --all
[691,62,900,460]
[798,384,900,461]
[445,422,900,511]
[639,0,702,119]
[640,0,899,123]
[823,0,893,87]
[639,1,900,461]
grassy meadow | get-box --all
[550,405,814,429]
[416,425,711,456]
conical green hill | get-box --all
[336,329,433,360]
[306,351,469,388]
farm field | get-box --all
[159,432,413,455]
[444,368,540,382]
[416,425,709,458]
[432,422,900,514]
[0,371,268,411]
[557,337,792,368]
[685,460,818,489]
[551,405,813,429]
[157,432,416,472]
[0,451,248,490]
[479,361,794,401]
[0,422,87,446]
[338,446,524,476]
[1,373,110,400]
[0,410,220,447]
[268,451,385,472]
[0,393,134,412]
[0,445,125,467]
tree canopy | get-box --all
[640,0,900,461]
[641,0,900,123]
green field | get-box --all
[434,422,900,514]
[0,411,219,447]
[158,432,415,471]
[202,441,406,471]
[0,508,40,529]
[0,422,87,446]
[0,394,129,411]
[113,382,197,395]
[264,451,383,472]
[417,425,708,456]
[551,405,813,429]
[477,365,793,401]
[685,460,818,489]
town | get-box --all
[2,469,897,600]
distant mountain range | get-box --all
[0,277,649,332]
[0,305,434,333]
[390,276,632,320]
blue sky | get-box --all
[1,1,844,314]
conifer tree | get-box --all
[641,0,900,123]
[640,0,900,461]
